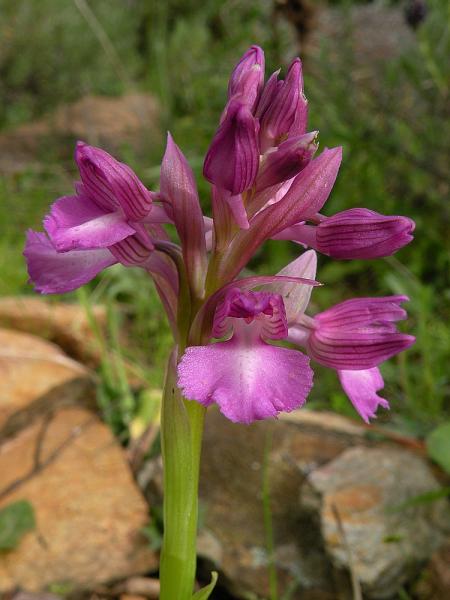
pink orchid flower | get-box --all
[24,45,415,424]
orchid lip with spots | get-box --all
[23,45,415,599]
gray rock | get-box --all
[305,446,450,599]
[197,407,373,599]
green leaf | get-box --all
[426,422,450,474]
[387,487,450,513]
[192,571,218,600]
[0,500,36,551]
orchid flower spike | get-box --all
[23,46,417,599]
[24,45,416,427]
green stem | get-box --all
[159,349,206,599]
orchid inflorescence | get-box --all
[24,45,415,426]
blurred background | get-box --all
[0,1,449,598]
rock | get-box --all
[0,93,160,173]
[0,297,106,367]
[197,529,223,568]
[118,576,160,598]
[307,3,416,66]
[12,593,61,600]
[305,446,450,599]
[0,328,95,438]
[0,407,157,592]
[197,407,375,599]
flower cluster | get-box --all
[24,46,415,425]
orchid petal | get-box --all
[307,296,416,370]
[255,132,318,191]
[218,147,342,282]
[228,45,265,111]
[190,274,319,345]
[315,208,415,259]
[75,141,153,221]
[178,339,313,424]
[271,250,317,323]
[255,69,281,120]
[259,59,307,152]
[212,289,288,340]
[277,208,415,259]
[338,367,389,423]
[109,225,154,267]
[24,230,116,294]
[203,100,260,195]
[44,195,135,251]
[161,134,207,296]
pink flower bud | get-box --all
[203,100,260,194]
[259,59,308,152]
[315,209,415,259]
[255,131,318,190]
[228,45,265,111]
[75,141,153,221]
[306,296,415,370]
[277,208,415,259]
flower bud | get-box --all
[315,209,415,259]
[259,59,308,152]
[306,296,415,370]
[276,208,415,259]
[203,100,260,194]
[255,131,318,191]
[255,70,281,120]
[75,141,153,221]
[228,45,265,111]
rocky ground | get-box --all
[0,93,160,175]
[0,297,449,599]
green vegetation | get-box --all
[0,500,35,551]
[0,0,448,450]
